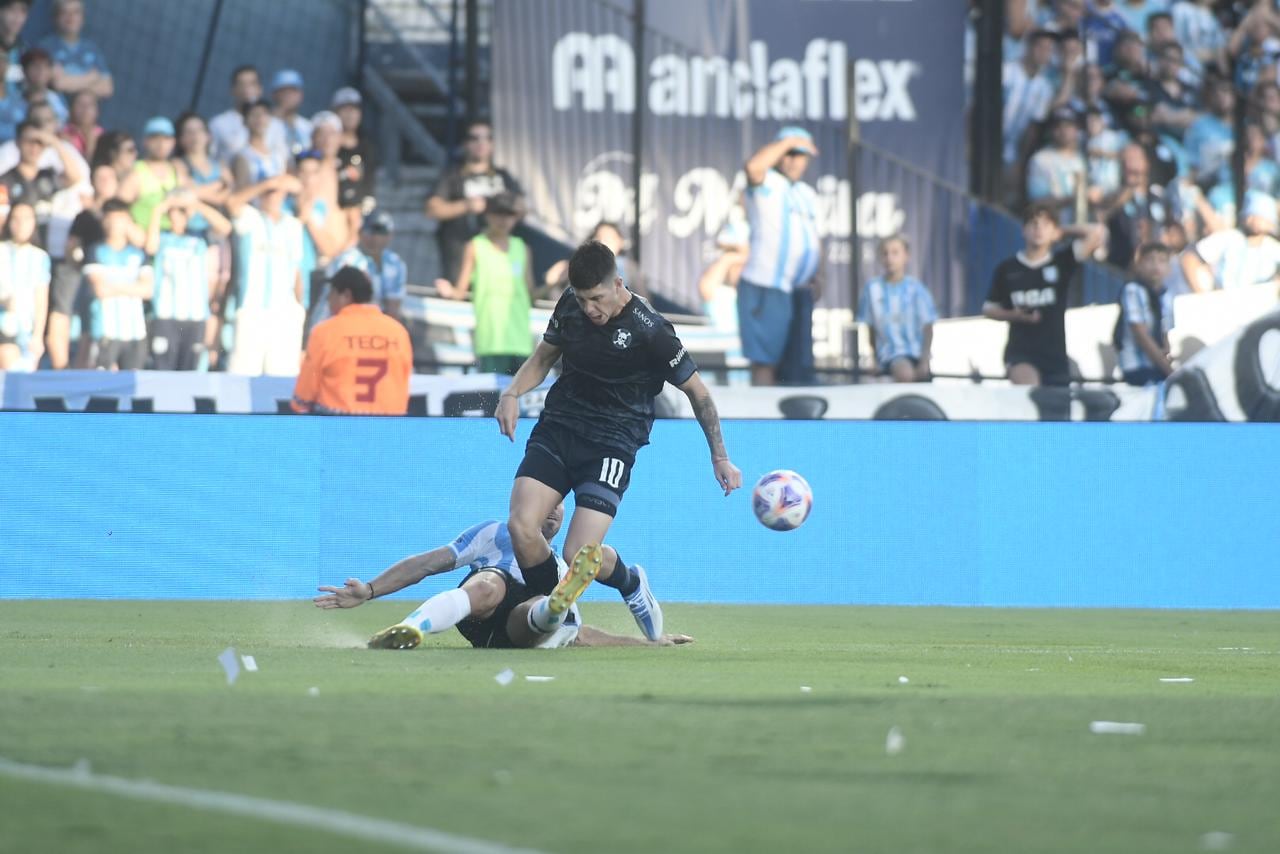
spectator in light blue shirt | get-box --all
[0,47,25,142]
[20,49,67,125]
[857,235,938,383]
[1183,78,1235,183]
[0,0,30,88]
[39,0,112,100]
[1114,241,1174,385]
[310,209,407,328]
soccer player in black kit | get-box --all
[494,240,743,641]
[983,203,1108,386]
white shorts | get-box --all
[228,303,304,376]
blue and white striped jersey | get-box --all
[739,170,821,293]
[86,244,151,342]
[0,241,51,346]
[1002,62,1053,165]
[152,232,210,322]
[233,207,304,312]
[310,247,408,325]
[448,520,523,581]
[857,275,938,367]
[1117,281,1175,375]
[1172,2,1225,79]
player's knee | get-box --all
[507,513,544,551]
[464,573,506,618]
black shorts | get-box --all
[150,318,206,371]
[96,339,147,371]
[516,419,635,518]
[1007,354,1070,387]
[0,332,17,346]
[49,262,83,316]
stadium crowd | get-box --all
[0,0,402,378]
[998,0,1280,290]
[1,0,1278,395]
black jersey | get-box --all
[987,244,1080,370]
[541,289,697,453]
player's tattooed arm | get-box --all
[678,373,743,495]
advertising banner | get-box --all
[491,0,970,345]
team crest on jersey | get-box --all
[613,328,632,349]
[1043,266,1058,284]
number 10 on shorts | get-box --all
[599,457,625,489]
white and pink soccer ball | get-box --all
[751,470,813,531]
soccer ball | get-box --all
[751,470,813,531]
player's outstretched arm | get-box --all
[314,546,458,609]
[573,625,694,647]
[677,372,743,496]
[495,340,562,441]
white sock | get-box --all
[527,553,574,634]
[527,597,566,634]
[403,588,472,634]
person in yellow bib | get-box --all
[436,190,534,375]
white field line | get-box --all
[0,756,552,854]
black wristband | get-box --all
[366,581,376,600]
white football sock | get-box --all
[527,597,566,634]
[403,588,472,634]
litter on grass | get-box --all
[1159,677,1194,683]
[217,647,240,686]
[885,726,905,756]
[306,686,320,697]
[494,668,515,686]
[1089,721,1146,735]
[1199,830,1235,850]
[241,655,258,672]
[525,676,555,683]
[800,686,812,693]
[897,676,909,684]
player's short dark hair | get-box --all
[330,266,373,303]
[567,240,618,292]
[102,198,131,217]
[14,119,39,139]
[231,64,260,85]
[1147,11,1173,30]
[1021,202,1057,224]
[1135,242,1171,259]
[240,97,272,119]
[1028,29,1056,44]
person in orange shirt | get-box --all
[291,266,412,415]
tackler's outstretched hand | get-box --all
[713,457,742,496]
[314,578,372,609]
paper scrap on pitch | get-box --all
[218,647,240,685]
[494,668,515,686]
[1089,721,1146,735]
[885,726,905,756]
[307,686,320,697]
[240,654,258,672]
[800,686,812,693]
[525,675,555,682]
[1159,676,1194,683]
[1199,830,1235,851]
[897,675,909,684]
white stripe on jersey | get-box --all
[0,241,51,342]
[1002,62,1053,164]
[153,233,210,322]
[86,245,151,341]
[738,170,821,293]
[234,208,304,312]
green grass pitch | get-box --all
[1,601,1277,853]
